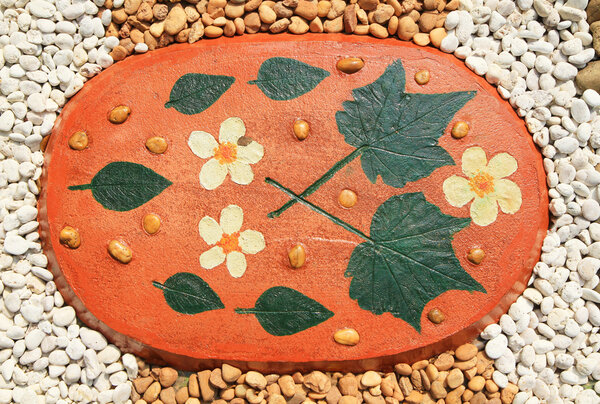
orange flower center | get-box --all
[469,171,495,198]
[217,232,241,254]
[214,142,238,164]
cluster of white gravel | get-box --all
[0,0,599,402]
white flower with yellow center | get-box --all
[443,146,522,227]
[198,205,265,278]
[188,117,264,190]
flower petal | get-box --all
[188,131,217,158]
[494,179,522,214]
[220,204,243,235]
[470,196,498,226]
[199,158,228,190]
[239,230,265,254]
[237,141,264,164]
[219,117,246,144]
[226,251,247,278]
[443,175,476,207]
[228,161,254,185]
[198,216,223,245]
[462,147,487,177]
[200,246,225,269]
[487,153,518,179]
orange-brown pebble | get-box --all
[427,308,445,324]
[40,135,50,152]
[467,248,485,264]
[108,105,131,124]
[288,244,306,268]
[143,214,161,235]
[293,119,310,140]
[59,226,81,249]
[146,137,168,154]
[336,57,364,74]
[333,328,360,346]
[338,189,357,208]
[108,240,132,264]
[68,131,89,150]
[414,70,430,85]
[451,121,470,139]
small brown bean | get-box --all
[68,131,89,150]
[143,214,161,234]
[414,70,430,85]
[145,137,168,154]
[338,189,357,208]
[59,226,81,249]
[467,248,485,264]
[451,121,470,139]
[334,328,360,346]
[293,119,310,140]
[336,57,364,74]
[108,105,131,124]
[427,308,445,324]
[288,244,306,268]
[108,240,132,264]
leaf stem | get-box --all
[68,184,92,191]
[268,146,367,218]
[265,178,373,243]
[235,308,257,314]
[151,281,165,290]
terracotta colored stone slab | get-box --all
[40,34,548,372]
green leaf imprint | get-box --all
[153,272,224,315]
[336,59,476,189]
[68,162,172,212]
[236,286,334,336]
[165,73,235,115]
[346,192,485,332]
[248,57,330,100]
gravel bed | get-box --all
[0,0,599,402]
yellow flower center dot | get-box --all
[214,142,238,164]
[217,232,241,254]
[469,171,495,198]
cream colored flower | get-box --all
[188,117,264,190]
[198,205,265,278]
[443,146,522,226]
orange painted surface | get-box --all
[40,34,548,372]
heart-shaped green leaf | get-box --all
[346,192,485,332]
[153,272,224,315]
[165,73,235,115]
[249,57,330,100]
[236,286,334,336]
[68,161,172,212]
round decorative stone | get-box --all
[40,34,547,371]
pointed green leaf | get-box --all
[153,272,224,314]
[336,59,476,188]
[165,73,235,115]
[68,162,172,212]
[248,57,330,100]
[346,192,485,332]
[235,286,334,336]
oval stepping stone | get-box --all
[40,34,548,371]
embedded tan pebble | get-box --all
[146,136,168,154]
[245,371,267,390]
[338,189,357,208]
[159,367,178,387]
[143,381,161,402]
[446,368,464,389]
[451,121,470,139]
[293,119,310,140]
[68,131,89,150]
[337,57,364,74]
[413,33,431,46]
[434,353,454,371]
[468,375,486,392]
[59,226,81,249]
[108,105,131,124]
[303,371,331,394]
[143,214,161,234]
[467,247,485,264]
[288,244,306,268]
[427,307,445,324]
[361,371,381,387]
[394,363,412,376]
[455,343,478,361]
[222,364,242,383]
[429,27,447,48]
[278,375,296,397]
[333,328,360,346]
[108,239,133,264]
[414,69,430,85]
